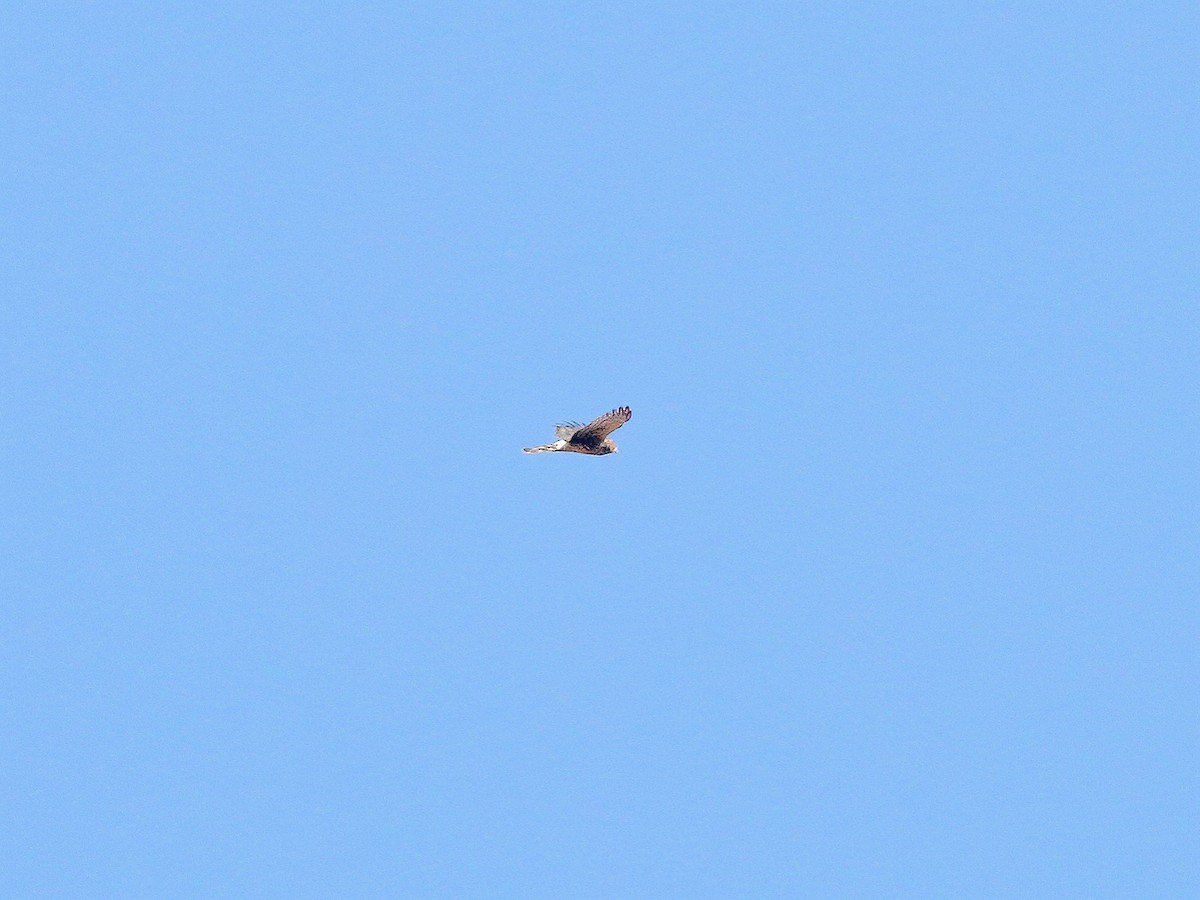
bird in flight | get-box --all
[523,406,632,456]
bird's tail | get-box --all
[523,442,561,454]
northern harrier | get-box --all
[523,406,632,456]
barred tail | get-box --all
[523,443,560,454]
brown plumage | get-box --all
[523,406,632,456]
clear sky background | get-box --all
[3,3,1196,897]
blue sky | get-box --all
[3,2,1196,896]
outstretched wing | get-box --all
[567,406,631,450]
[554,422,584,440]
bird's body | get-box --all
[523,406,632,455]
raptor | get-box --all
[523,406,632,456]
